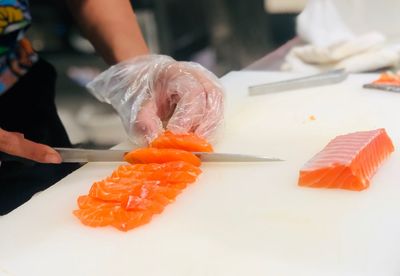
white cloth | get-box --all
[282,0,400,73]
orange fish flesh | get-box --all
[124,147,201,167]
[150,131,214,152]
[298,129,394,191]
[74,131,213,231]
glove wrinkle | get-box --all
[87,54,224,144]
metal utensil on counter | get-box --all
[363,83,400,93]
[248,69,348,96]
[53,148,283,163]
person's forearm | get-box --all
[67,0,150,64]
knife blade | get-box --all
[54,147,283,163]
[248,68,348,96]
[363,83,400,93]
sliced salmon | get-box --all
[74,131,209,231]
[150,131,214,152]
[75,192,165,229]
[113,162,202,177]
[299,128,394,191]
[124,147,201,167]
[73,207,116,227]
[111,209,153,232]
[373,72,400,85]
[144,184,182,200]
[73,196,119,227]
[89,166,195,202]
[89,179,156,202]
[113,170,198,184]
[123,196,165,214]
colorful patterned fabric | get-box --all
[0,0,37,95]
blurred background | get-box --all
[28,0,305,148]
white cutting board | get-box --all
[1,71,400,276]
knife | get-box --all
[363,83,400,93]
[248,68,348,96]
[53,147,283,163]
[0,148,284,163]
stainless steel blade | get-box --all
[248,69,348,96]
[192,152,283,162]
[54,148,284,163]
[55,148,127,162]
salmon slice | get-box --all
[75,201,153,231]
[89,164,198,202]
[113,170,198,184]
[150,131,214,152]
[144,184,182,200]
[373,72,400,85]
[123,196,165,213]
[89,177,183,203]
[74,193,163,229]
[89,179,156,202]
[112,209,153,232]
[125,182,181,202]
[299,129,394,191]
[126,196,165,213]
[76,195,121,209]
[90,179,182,200]
[113,162,202,177]
[124,148,201,167]
[73,207,116,227]
[73,196,119,227]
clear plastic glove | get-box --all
[87,55,224,145]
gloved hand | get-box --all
[87,55,224,145]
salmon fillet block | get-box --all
[299,129,394,191]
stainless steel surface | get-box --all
[55,148,127,162]
[193,152,283,162]
[363,83,400,93]
[55,148,283,163]
[248,69,348,96]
